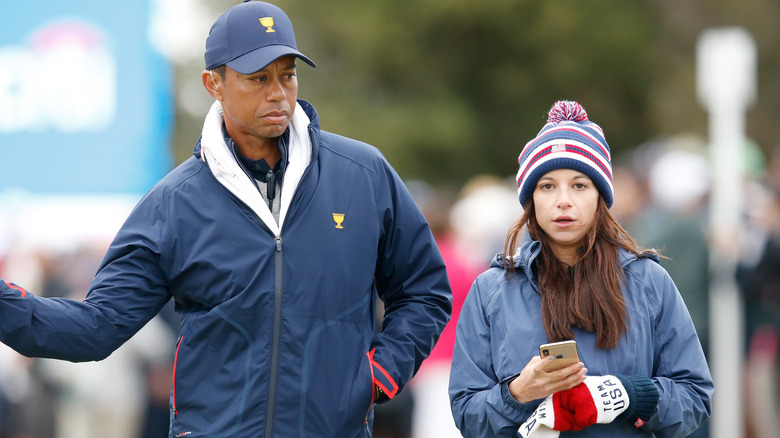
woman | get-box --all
[449,101,713,437]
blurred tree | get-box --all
[283,0,654,184]
[171,0,780,189]
[649,0,780,159]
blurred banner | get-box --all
[0,0,172,194]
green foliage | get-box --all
[177,0,780,188]
[279,0,655,184]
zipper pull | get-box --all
[266,169,276,208]
[275,235,282,252]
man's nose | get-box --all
[267,79,286,101]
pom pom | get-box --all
[547,100,588,124]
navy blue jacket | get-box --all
[0,100,452,437]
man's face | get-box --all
[209,56,299,150]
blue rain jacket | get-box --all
[449,237,712,437]
[0,100,451,437]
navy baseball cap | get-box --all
[205,1,316,74]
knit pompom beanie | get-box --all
[516,101,613,207]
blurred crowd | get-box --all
[1,133,780,438]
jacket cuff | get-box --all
[616,374,659,423]
[500,381,526,411]
[499,373,541,414]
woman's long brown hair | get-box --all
[503,197,655,349]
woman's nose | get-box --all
[556,190,572,208]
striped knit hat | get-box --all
[515,100,613,208]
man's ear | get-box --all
[202,70,222,100]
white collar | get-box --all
[199,101,312,236]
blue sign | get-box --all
[0,0,172,194]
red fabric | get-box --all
[547,390,586,432]
[551,392,575,431]
[558,382,598,430]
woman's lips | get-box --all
[553,216,575,227]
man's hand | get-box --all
[373,384,386,402]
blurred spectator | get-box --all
[31,242,176,438]
[644,137,712,355]
[744,325,780,438]
[372,389,415,438]
[738,183,780,331]
[614,136,712,356]
[448,175,522,272]
[737,144,780,438]
[406,181,472,438]
[612,136,713,437]
[0,238,177,438]
[609,161,650,235]
[0,244,59,438]
[139,301,180,438]
[405,177,518,438]
[40,316,174,438]
[0,346,57,438]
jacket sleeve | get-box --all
[449,276,540,438]
[643,263,714,437]
[0,194,172,362]
[369,158,452,399]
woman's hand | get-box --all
[508,355,587,403]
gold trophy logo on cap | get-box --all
[259,17,276,33]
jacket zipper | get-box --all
[264,235,284,438]
[364,350,377,424]
[172,336,183,416]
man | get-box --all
[0,1,452,437]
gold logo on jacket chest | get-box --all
[332,213,345,229]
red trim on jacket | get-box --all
[172,336,183,416]
[367,348,398,399]
[3,281,27,297]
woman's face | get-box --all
[533,168,600,265]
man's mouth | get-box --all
[262,111,288,123]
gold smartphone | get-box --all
[539,340,580,371]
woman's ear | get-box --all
[202,70,222,100]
